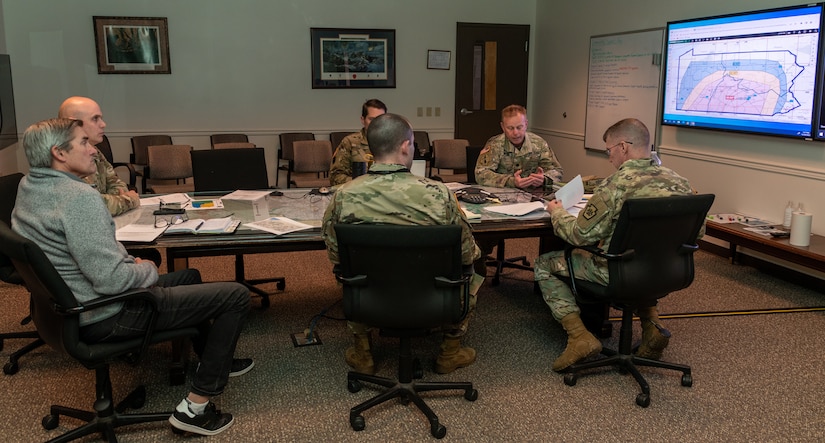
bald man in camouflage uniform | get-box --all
[329,98,387,186]
[322,112,483,375]
[59,96,139,216]
[536,118,696,372]
[475,104,563,190]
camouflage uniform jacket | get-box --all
[475,132,563,189]
[322,163,481,266]
[549,158,695,263]
[329,129,372,186]
[83,149,139,216]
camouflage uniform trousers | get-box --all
[534,249,608,322]
[348,290,478,339]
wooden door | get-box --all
[454,23,530,146]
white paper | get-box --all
[222,189,272,201]
[483,201,545,216]
[462,208,481,220]
[554,175,584,209]
[116,224,166,242]
[140,192,191,207]
[443,182,472,192]
[244,217,314,236]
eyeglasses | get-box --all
[605,140,632,155]
[154,213,188,228]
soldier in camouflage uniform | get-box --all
[475,104,563,190]
[59,97,139,216]
[322,113,483,375]
[535,118,695,372]
[329,99,387,186]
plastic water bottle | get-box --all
[783,201,794,228]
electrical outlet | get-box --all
[426,107,432,117]
[291,330,322,347]
[435,107,441,117]
[417,107,423,117]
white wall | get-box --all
[0,0,537,181]
[532,0,825,236]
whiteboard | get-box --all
[584,28,664,151]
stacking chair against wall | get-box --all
[329,131,355,152]
[213,142,256,150]
[0,173,45,375]
[130,134,173,193]
[145,145,195,194]
[431,139,470,183]
[191,148,286,308]
[277,132,315,188]
[290,140,333,189]
[560,194,715,408]
[210,133,249,147]
[334,224,478,438]
[0,222,199,442]
[96,135,137,191]
[413,131,432,161]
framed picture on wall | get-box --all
[310,28,396,88]
[93,16,171,74]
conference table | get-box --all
[116,187,563,279]
[115,187,568,384]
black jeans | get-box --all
[81,269,250,397]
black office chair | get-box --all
[334,224,478,439]
[0,172,46,375]
[191,148,286,308]
[0,221,198,442]
[560,194,715,407]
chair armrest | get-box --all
[55,288,163,363]
[336,274,367,286]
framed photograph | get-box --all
[310,28,396,89]
[427,50,451,70]
[93,16,171,74]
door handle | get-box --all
[459,108,473,116]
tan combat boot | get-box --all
[552,313,602,372]
[636,306,670,360]
[345,333,375,375]
[435,337,477,374]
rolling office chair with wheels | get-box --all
[0,222,199,442]
[191,147,286,308]
[0,172,45,375]
[560,194,714,408]
[335,224,478,439]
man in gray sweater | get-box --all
[12,118,250,437]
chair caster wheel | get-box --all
[4,361,19,375]
[636,393,650,408]
[42,414,59,430]
[399,393,410,405]
[260,296,271,309]
[464,388,478,401]
[431,423,447,439]
[681,373,693,387]
[347,379,362,393]
[563,373,577,386]
[350,414,365,431]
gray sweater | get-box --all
[12,167,157,326]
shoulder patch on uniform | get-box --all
[576,194,609,231]
[479,146,491,155]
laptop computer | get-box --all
[191,148,269,192]
[411,159,427,177]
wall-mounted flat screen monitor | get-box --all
[661,4,823,139]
